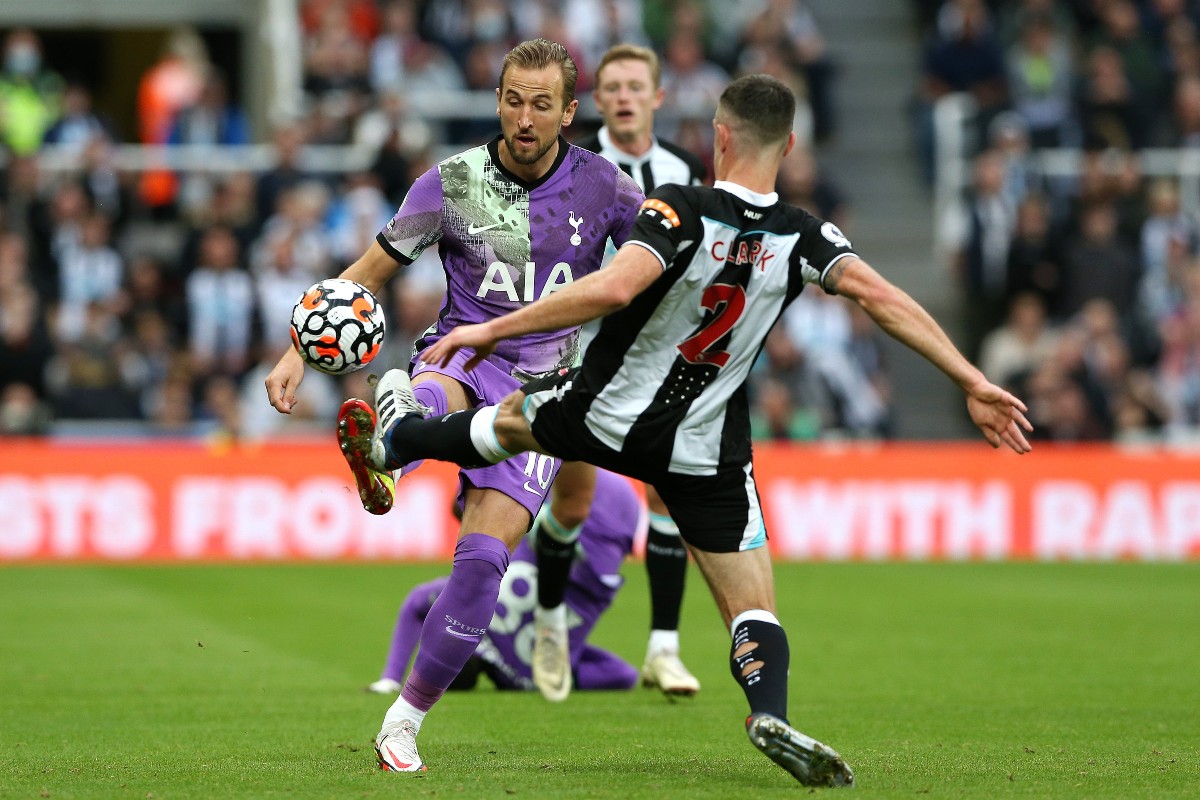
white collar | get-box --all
[714,180,778,207]
[599,126,656,166]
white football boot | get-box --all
[365,678,403,695]
[367,369,427,472]
[375,719,427,772]
[640,650,701,697]
[531,604,572,702]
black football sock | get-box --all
[387,409,495,469]
[645,515,688,632]
[534,509,582,609]
[730,612,791,722]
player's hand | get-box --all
[424,323,500,371]
[265,347,306,414]
[966,380,1034,454]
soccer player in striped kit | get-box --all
[352,74,1033,787]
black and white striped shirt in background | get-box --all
[574,127,707,193]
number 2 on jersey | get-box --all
[676,283,746,368]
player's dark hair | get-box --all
[500,38,579,108]
[716,74,795,147]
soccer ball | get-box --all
[290,279,386,375]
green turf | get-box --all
[1,562,1196,798]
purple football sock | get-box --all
[398,381,450,476]
[401,533,510,711]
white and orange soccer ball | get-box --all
[290,279,386,375]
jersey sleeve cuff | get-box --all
[623,240,668,271]
[818,252,857,293]
[375,232,414,266]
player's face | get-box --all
[593,59,663,145]
[497,64,578,174]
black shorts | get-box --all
[520,369,768,554]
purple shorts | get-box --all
[412,347,562,520]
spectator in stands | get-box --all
[325,171,392,266]
[185,226,255,378]
[776,145,850,231]
[303,12,373,144]
[739,0,836,142]
[1138,178,1198,324]
[255,122,312,228]
[1166,72,1200,146]
[1087,0,1164,148]
[953,147,1017,358]
[979,292,1060,388]
[1155,262,1200,412]
[54,211,124,344]
[915,0,1009,184]
[1060,201,1142,319]
[659,30,729,139]
[1006,192,1064,316]
[1078,45,1139,150]
[1005,12,1078,148]
[252,181,333,282]
[42,83,118,154]
[167,70,250,147]
[1025,357,1112,441]
[301,0,381,44]
[45,301,139,420]
[1,155,41,240]
[777,290,891,437]
[0,280,53,399]
[0,382,52,435]
[0,28,64,156]
[749,376,820,441]
[369,0,421,92]
[136,28,208,145]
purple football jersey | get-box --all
[377,136,644,379]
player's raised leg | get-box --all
[641,485,700,697]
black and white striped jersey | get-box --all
[574,180,858,476]
[574,127,707,192]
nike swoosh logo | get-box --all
[445,626,482,640]
[467,222,504,235]
[522,481,543,496]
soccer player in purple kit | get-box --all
[264,38,644,772]
[366,469,642,696]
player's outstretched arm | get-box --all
[826,256,1033,454]
[424,244,663,370]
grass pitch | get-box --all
[1,561,1196,799]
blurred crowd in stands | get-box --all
[10,0,1196,446]
[0,0,871,443]
[918,0,1200,443]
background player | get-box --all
[265,39,644,771]
[533,43,708,700]
[367,469,642,696]
[355,74,1033,786]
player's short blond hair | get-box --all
[500,38,579,108]
[595,44,661,88]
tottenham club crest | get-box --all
[569,211,583,246]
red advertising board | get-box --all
[1,440,1198,561]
